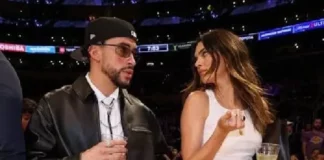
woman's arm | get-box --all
[181,91,228,160]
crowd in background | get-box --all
[287,118,324,160]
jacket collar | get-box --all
[72,75,135,138]
[72,75,93,101]
[72,75,133,104]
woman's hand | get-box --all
[217,109,245,134]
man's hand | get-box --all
[81,140,127,160]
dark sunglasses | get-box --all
[99,43,139,60]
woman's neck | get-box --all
[214,75,242,109]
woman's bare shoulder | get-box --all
[183,90,209,118]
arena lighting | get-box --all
[0,18,323,54]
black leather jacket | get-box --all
[25,76,169,160]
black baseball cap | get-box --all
[71,17,137,62]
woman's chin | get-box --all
[200,80,207,84]
[201,78,213,84]
[201,80,214,86]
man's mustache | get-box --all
[120,66,135,71]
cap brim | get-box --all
[70,47,89,62]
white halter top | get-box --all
[202,89,262,160]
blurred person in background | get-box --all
[303,123,313,133]
[171,147,182,160]
[162,146,181,160]
[180,29,288,160]
[21,98,37,131]
[25,17,168,160]
[311,149,320,160]
[287,121,302,160]
[302,118,324,160]
[0,51,25,159]
[316,148,324,160]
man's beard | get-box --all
[101,64,133,88]
[314,126,322,131]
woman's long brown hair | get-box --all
[183,29,274,135]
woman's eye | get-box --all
[201,51,208,57]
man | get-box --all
[287,121,302,160]
[302,118,324,160]
[22,98,37,131]
[0,51,25,159]
[26,17,169,160]
[317,148,324,160]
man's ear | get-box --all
[88,46,101,62]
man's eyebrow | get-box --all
[119,42,137,49]
[119,42,130,47]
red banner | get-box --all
[0,43,25,52]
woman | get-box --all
[180,29,274,160]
